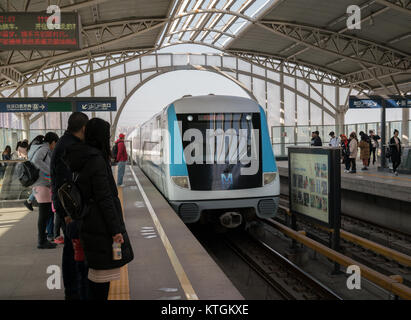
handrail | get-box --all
[264,216,411,300]
[278,204,411,267]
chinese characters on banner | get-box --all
[0,13,79,50]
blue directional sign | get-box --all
[349,97,383,109]
[349,95,411,109]
[0,101,48,112]
[386,97,411,108]
[76,100,117,112]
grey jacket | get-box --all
[28,143,51,187]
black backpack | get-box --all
[111,142,119,161]
[16,146,44,187]
[58,173,90,220]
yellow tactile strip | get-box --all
[358,171,411,182]
[108,182,130,300]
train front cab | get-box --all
[166,103,280,225]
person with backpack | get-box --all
[28,132,59,249]
[63,118,134,300]
[23,136,45,212]
[50,112,89,300]
[114,133,128,186]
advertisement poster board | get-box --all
[288,147,341,229]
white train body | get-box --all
[128,95,280,224]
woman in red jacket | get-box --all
[115,133,128,186]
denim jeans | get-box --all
[117,161,126,185]
[28,192,35,203]
[54,212,65,238]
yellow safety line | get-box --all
[357,171,411,182]
[130,167,199,300]
[108,185,130,300]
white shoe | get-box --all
[394,172,398,176]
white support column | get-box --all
[90,59,96,118]
[402,107,409,145]
[21,113,31,141]
[280,65,285,156]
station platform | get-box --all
[0,166,242,300]
[277,160,411,236]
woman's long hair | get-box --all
[3,145,11,155]
[85,118,111,161]
[28,135,45,150]
[349,132,358,141]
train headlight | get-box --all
[263,172,276,185]
[171,176,190,189]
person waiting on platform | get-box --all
[51,112,89,300]
[348,132,358,174]
[311,131,322,146]
[390,129,402,176]
[359,132,370,171]
[1,145,12,179]
[115,133,128,186]
[64,118,134,300]
[329,131,339,147]
[28,132,59,249]
[24,136,45,212]
[18,140,29,159]
[340,135,350,172]
[2,145,12,161]
[369,130,381,165]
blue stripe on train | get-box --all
[259,106,277,173]
[167,104,189,177]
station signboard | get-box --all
[0,98,116,112]
[0,12,80,50]
[349,95,411,109]
[75,100,117,112]
[288,146,341,228]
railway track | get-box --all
[274,197,411,286]
[223,231,341,300]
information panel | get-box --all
[288,147,341,228]
[0,12,80,50]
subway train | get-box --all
[128,95,280,228]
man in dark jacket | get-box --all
[50,112,89,300]
[369,130,381,165]
[311,131,322,146]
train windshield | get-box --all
[177,113,262,191]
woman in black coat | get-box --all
[390,129,402,176]
[63,118,133,300]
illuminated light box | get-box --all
[0,12,80,50]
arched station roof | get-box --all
[0,0,410,95]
